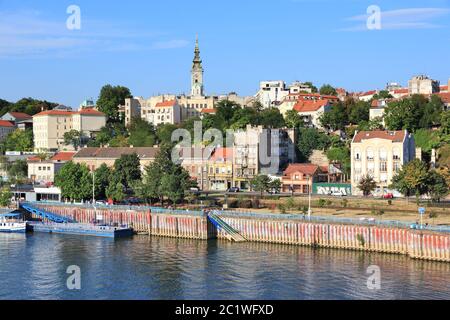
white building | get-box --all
[408,75,440,95]
[254,81,289,109]
[351,130,416,196]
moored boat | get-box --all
[0,213,27,233]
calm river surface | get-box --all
[0,233,449,300]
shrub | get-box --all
[278,203,287,214]
[356,234,366,247]
[238,199,253,209]
[317,198,327,208]
[387,199,392,206]
[429,211,438,219]
[285,197,296,210]
[341,198,348,208]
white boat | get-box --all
[0,213,27,233]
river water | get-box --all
[0,233,449,300]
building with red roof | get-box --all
[351,130,416,196]
[33,107,106,152]
[281,163,323,193]
[0,120,15,141]
[291,99,331,129]
[208,147,234,191]
[27,152,76,184]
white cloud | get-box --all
[341,7,450,31]
[0,10,188,58]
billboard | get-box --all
[313,183,352,196]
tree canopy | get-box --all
[96,85,132,123]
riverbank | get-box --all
[25,202,450,263]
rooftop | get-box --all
[73,147,159,159]
[353,130,406,143]
[283,163,319,176]
[0,120,15,127]
[293,99,329,112]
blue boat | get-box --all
[27,222,134,238]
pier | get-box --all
[21,202,450,262]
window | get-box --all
[380,162,387,172]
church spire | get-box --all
[193,34,202,66]
[191,34,204,97]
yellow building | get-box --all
[351,130,416,196]
[33,107,106,152]
[207,148,233,191]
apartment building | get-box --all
[351,130,416,196]
[408,75,440,95]
[33,107,106,152]
[207,147,233,191]
[233,125,296,190]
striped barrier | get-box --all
[30,203,450,262]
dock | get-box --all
[27,222,134,238]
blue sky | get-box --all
[1,0,450,107]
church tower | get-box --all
[191,35,204,97]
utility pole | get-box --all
[308,176,312,219]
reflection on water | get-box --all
[0,233,449,300]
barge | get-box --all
[27,222,134,238]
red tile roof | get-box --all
[51,152,76,161]
[293,99,329,112]
[283,163,319,176]
[0,120,15,127]
[440,85,448,92]
[437,92,450,103]
[353,130,406,143]
[9,112,32,120]
[201,108,216,114]
[78,108,105,116]
[393,88,409,94]
[210,147,233,161]
[33,109,105,117]
[155,100,177,108]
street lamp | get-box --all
[307,176,312,219]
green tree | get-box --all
[128,117,157,147]
[63,130,83,150]
[358,174,377,196]
[391,159,429,201]
[156,123,178,145]
[113,153,141,189]
[94,164,112,200]
[96,84,132,123]
[55,162,92,201]
[384,95,430,132]
[105,181,126,202]
[319,103,348,131]
[269,179,282,194]
[250,175,271,196]
[7,159,28,183]
[257,108,286,128]
[0,187,12,207]
[284,110,304,129]
[348,101,370,125]
[319,84,337,96]
[427,170,449,202]
[2,129,33,152]
[372,90,393,99]
[297,128,330,161]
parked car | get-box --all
[95,200,108,206]
[227,187,240,193]
[383,193,394,199]
[328,191,346,197]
